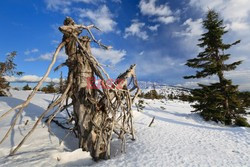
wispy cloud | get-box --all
[51,40,60,45]
[225,70,250,91]
[78,5,117,32]
[134,49,184,77]
[139,0,177,24]
[92,47,126,65]
[25,49,67,62]
[236,42,250,52]
[111,0,121,3]
[176,79,218,89]
[172,18,204,57]
[139,51,144,56]
[175,18,203,37]
[124,21,148,40]
[189,0,250,32]
[25,47,125,65]
[148,24,160,31]
[179,69,250,91]
[24,48,39,55]
[5,75,59,83]
[45,0,71,14]
[45,0,106,14]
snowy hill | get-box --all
[0,90,250,166]
[138,81,190,97]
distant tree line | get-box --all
[21,80,66,94]
[167,92,190,101]
[19,72,65,93]
[138,89,165,99]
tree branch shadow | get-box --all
[0,96,78,154]
[141,107,248,134]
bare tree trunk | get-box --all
[0,17,140,161]
[65,36,109,159]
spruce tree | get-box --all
[0,52,23,96]
[23,84,32,91]
[184,10,247,126]
[46,81,57,93]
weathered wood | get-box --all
[0,42,66,146]
[148,116,155,127]
[59,17,140,160]
[1,17,140,161]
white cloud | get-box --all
[134,49,184,77]
[139,0,177,24]
[175,18,203,37]
[225,70,250,90]
[180,69,250,91]
[229,22,249,31]
[75,0,102,3]
[236,42,250,52]
[51,40,60,45]
[92,47,126,64]
[4,75,59,83]
[148,24,160,31]
[139,0,172,16]
[124,21,148,40]
[111,0,121,3]
[189,0,250,32]
[24,48,39,55]
[61,7,71,15]
[155,16,175,24]
[139,56,178,76]
[45,0,71,11]
[177,79,217,89]
[45,0,104,13]
[25,49,67,62]
[139,51,144,55]
[45,1,118,33]
[173,18,203,56]
[78,5,117,32]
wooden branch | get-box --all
[9,73,73,156]
[0,42,65,146]
[54,62,67,72]
[0,108,24,145]
[74,35,112,80]
[59,24,112,50]
[148,117,155,127]
[0,42,66,122]
[46,81,73,131]
[47,119,71,130]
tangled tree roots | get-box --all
[0,17,140,160]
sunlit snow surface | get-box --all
[0,90,249,167]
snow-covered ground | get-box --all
[0,90,250,167]
[138,81,190,97]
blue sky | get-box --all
[1,0,250,90]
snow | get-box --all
[0,90,250,167]
[52,149,93,166]
[139,81,190,97]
